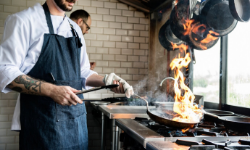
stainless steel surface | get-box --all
[101,112,104,150]
[91,101,110,105]
[98,105,155,119]
[112,120,116,150]
[115,119,165,148]
[147,141,189,150]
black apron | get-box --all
[19,3,88,150]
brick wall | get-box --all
[0,0,149,149]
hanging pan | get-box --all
[229,0,250,22]
[159,20,185,51]
[199,0,238,36]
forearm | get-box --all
[85,74,105,87]
[6,75,55,96]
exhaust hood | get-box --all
[118,0,172,13]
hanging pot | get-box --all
[159,20,185,51]
[229,0,250,22]
[199,0,238,36]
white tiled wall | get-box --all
[0,0,149,149]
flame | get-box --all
[171,43,189,52]
[183,19,195,36]
[182,128,189,133]
[170,48,203,123]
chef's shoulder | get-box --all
[67,18,85,39]
[5,3,44,29]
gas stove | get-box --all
[116,116,250,150]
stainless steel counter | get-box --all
[116,119,164,148]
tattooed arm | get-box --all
[7,75,83,106]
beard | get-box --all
[54,0,76,12]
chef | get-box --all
[0,0,134,149]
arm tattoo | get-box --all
[7,75,43,95]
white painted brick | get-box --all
[15,136,18,143]
[120,75,132,80]
[110,35,121,41]
[0,100,8,107]
[122,10,134,17]
[128,68,139,74]
[0,136,15,144]
[134,37,145,43]
[93,67,102,73]
[27,1,40,7]
[0,129,7,136]
[104,2,116,8]
[84,34,97,40]
[127,81,139,86]
[103,15,115,22]
[0,0,11,5]
[102,68,115,73]
[134,49,145,55]
[110,0,118,2]
[135,11,145,17]
[0,5,3,12]
[71,6,84,13]
[11,0,26,7]
[109,48,121,54]
[91,14,103,21]
[128,30,140,36]
[6,130,18,136]
[140,43,149,49]
[0,144,5,150]
[96,21,109,28]
[133,75,145,80]
[6,144,19,150]
[90,54,102,60]
[0,122,11,129]
[0,12,10,20]
[122,49,133,55]
[104,41,116,48]
[103,54,115,60]
[122,36,133,42]
[134,24,145,30]
[133,62,144,68]
[101,94,114,99]
[139,69,148,75]
[1,93,17,100]
[85,40,90,46]
[109,61,121,67]
[104,28,115,35]
[116,16,127,23]
[128,56,139,62]
[91,20,97,27]
[129,6,137,11]
[97,34,109,41]
[91,40,103,47]
[116,29,127,35]
[0,27,3,34]
[128,17,139,23]
[97,8,109,15]
[96,61,109,67]
[109,22,121,29]
[4,6,19,13]
[78,0,91,6]
[140,56,148,62]
[0,20,3,26]
[117,3,128,10]
[86,47,96,53]
[115,68,127,74]
[116,42,127,48]
[121,62,132,67]
[145,25,149,30]
[140,31,149,37]
[91,1,104,7]
[122,23,133,29]
[0,115,8,121]
[110,9,121,16]
[91,27,103,34]
[84,7,97,13]
[96,47,109,54]
[1,107,15,115]
[115,55,127,61]
[128,43,139,49]
[140,18,149,24]
[145,49,148,55]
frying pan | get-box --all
[135,94,200,129]
[218,116,250,132]
[203,109,235,122]
[229,0,250,22]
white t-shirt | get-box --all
[0,3,97,130]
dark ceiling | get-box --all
[118,0,172,13]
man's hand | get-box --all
[110,80,124,93]
[48,86,83,106]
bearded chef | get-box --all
[0,0,134,149]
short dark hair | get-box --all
[70,9,90,22]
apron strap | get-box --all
[42,3,54,34]
[68,21,83,48]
